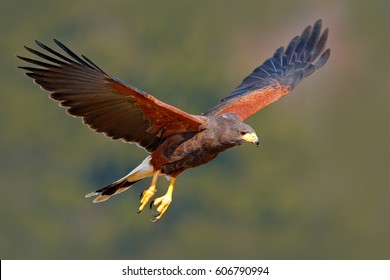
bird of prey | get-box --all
[18,19,330,222]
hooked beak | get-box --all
[241,132,260,147]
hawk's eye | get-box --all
[239,132,246,136]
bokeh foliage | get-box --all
[1,0,390,259]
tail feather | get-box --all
[85,155,154,203]
[85,179,141,203]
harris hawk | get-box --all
[18,19,330,222]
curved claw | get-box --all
[138,171,159,214]
[138,187,156,213]
[137,190,146,213]
[149,200,160,217]
[148,177,176,221]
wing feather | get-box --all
[205,19,330,121]
[18,39,205,152]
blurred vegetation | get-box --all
[1,0,390,259]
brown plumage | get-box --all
[18,19,330,221]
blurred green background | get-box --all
[1,0,389,259]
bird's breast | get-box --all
[151,127,237,175]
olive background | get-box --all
[1,0,389,259]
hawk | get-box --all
[18,19,330,221]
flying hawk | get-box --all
[18,19,330,221]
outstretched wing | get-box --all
[18,39,205,152]
[205,19,330,121]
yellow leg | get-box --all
[138,170,160,213]
[151,177,176,221]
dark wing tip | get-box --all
[314,48,331,69]
[313,19,323,29]
[225,19,330,97]
[34,39,44,46]
[18,39,106,76]
[205,19,330,117]
[280,19,330,87]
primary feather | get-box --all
[205,19,330,120]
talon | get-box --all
[149,199,154,210]
[138,171,159,213]
[152,211,160,217]
[139,190,145,199]
[149,200,160,216]
[148,177,176,220]
[138,187,156,212]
